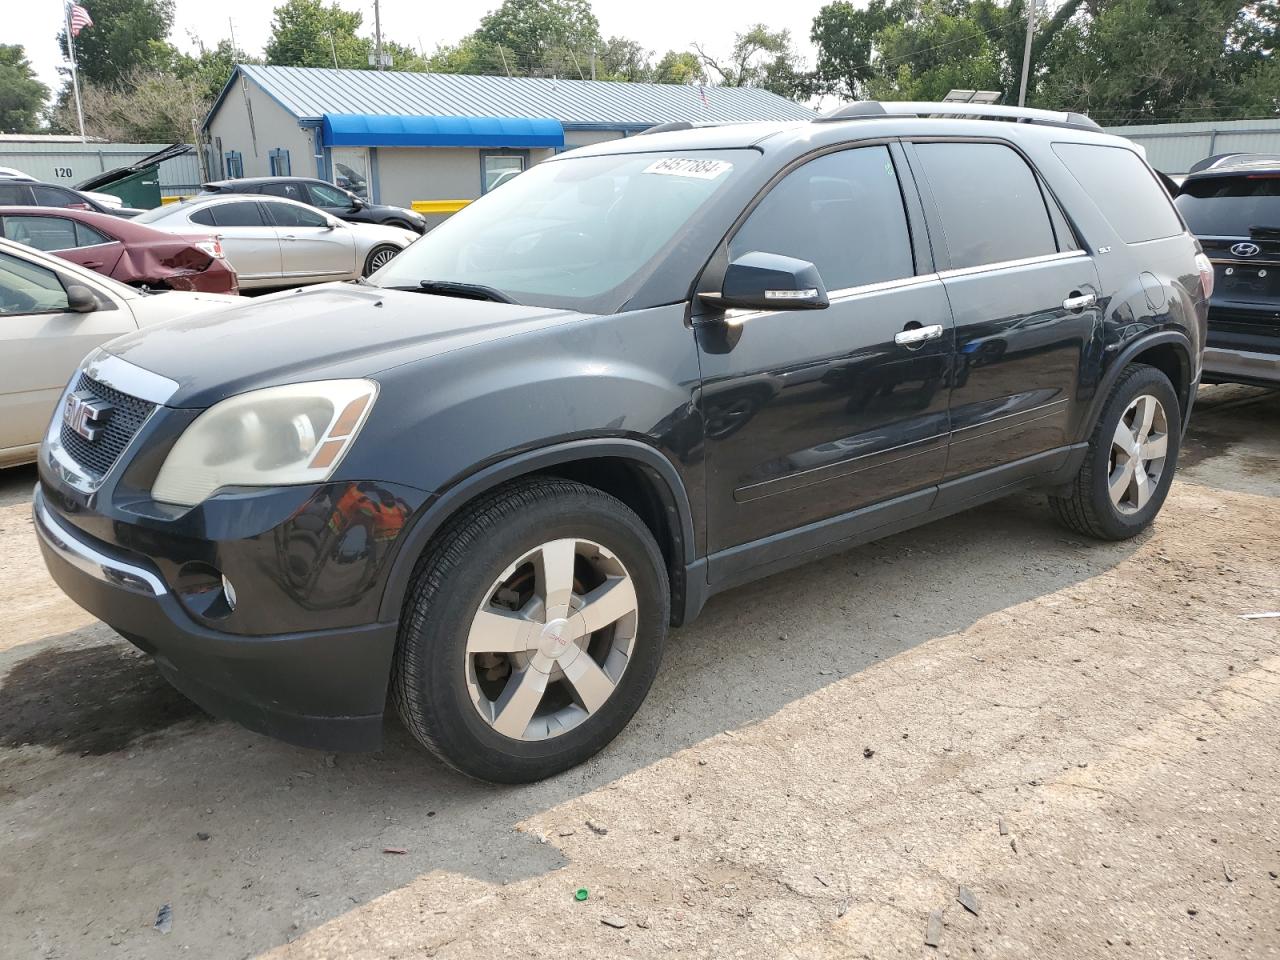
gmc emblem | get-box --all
[63,391,113,442]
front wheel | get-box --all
[1050,363,1181,540]
[392,478,669,783]
[362,244,400,277]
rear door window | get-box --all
[75,222,113,246]
[913,142,1058,269]
[2,215,79,251]
[212,201,266,227]
[1053,142,1183,243]
[263,202,328,228]
[1175,175,1280,238]
[730,145,915,290]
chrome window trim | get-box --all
[82,349,179,405]
[33,489,167,596]
[935,249,1087,281]
[721,272,944,325]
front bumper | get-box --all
[33,486,398,750]
[1202,346,1280,386]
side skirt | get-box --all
[690,444,1088,610]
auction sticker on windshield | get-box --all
[643,157,733,180]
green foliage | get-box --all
[695,24,810,96]
[265,0,370,68]
[0,45,49,133]
[174,40,258,103]
[474,0,601,74]
[652,51,706,85]
[60,0,177,86]
[53,67,209,141]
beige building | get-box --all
[203,65,815,226]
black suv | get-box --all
[201,177,427,234]
[1175,153,1280,386]
[35,102,1207,783]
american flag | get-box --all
[69,3,93,37]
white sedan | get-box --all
[133,195,416,290]
[0,238,241,468]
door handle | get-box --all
[1062,292,1097,311]
[82,261,103,268]
[282,235,298,241]
[894,323,944,348]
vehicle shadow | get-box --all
[0,489,1152,959]
[1179,383,1279,496]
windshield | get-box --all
[1175,175,1280,236]
[370,150,755,311]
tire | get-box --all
[1050,363,1181,541]
[362,244,400,277]
[392,477,669,783]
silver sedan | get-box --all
[133,195,416,290]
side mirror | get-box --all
[349,196,365,210]
[65,284,98,314]
[702,251,830,313]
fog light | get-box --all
[222,574,238,611]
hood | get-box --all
[103,282,582,408]
[126,289,243,328]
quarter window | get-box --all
[0,251,69,315]
[75,222,112,246]
[0,183,32,204]
[914,142,1058,269]
[32,185,84,209]
[731,145,915,291]
[1054,142,1183,244]
[259,182,307,201]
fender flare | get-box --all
[1077,330,1196,443]
[376,437,698,622]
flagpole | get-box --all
[65,2,87,142]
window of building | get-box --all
[225,150,244,179]
[331,147,369,199]
[1054,142,1184,244]
[913,142,1059,269]
[269,148,291,177]
[263,201,328,228]
[730,145,915,291]
[482,152,527,193]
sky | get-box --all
[15,0,836,103]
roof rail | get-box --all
[637,120,696,136]
[815,101,1102,132]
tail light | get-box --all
[1195,252,1215,300]
[195,237,225,259]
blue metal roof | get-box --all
[211,64,817,131]
[322,113,564,148]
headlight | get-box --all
[151,379,378,506]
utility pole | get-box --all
[329,32,339,68]
[228,18,238,59]
[1017,0,1037,107]
[373,0,385,70]
[590,45,596,81]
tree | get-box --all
[174,39,256,103]
[596,36,651,81]
[652,50,705,85]
[474,0,601,75]
[51,67,209,142]
[59,0,176,86]
[810,0,908,100]
[0,45,49,133]
[265,0,369,69]
[694,24,809,94]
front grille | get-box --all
[58,373,156,479]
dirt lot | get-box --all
[1,384,1277,960]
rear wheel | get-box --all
[1050,363,1181,540]
[362,244,400,277]
[392,478,669,783]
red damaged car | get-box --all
[0,206,238,294]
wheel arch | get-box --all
[377,438,701,627]
[1079,331,1196,443]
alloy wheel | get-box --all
[367,247,398,274]
[1108,393,1169,515]
[465,538,639,741]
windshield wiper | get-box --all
[379,279,516,304]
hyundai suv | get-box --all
[1175,153,1280,385]
[34,102,1208,783]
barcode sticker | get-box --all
[642,157,733,180]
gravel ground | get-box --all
[1,384,1277,960]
